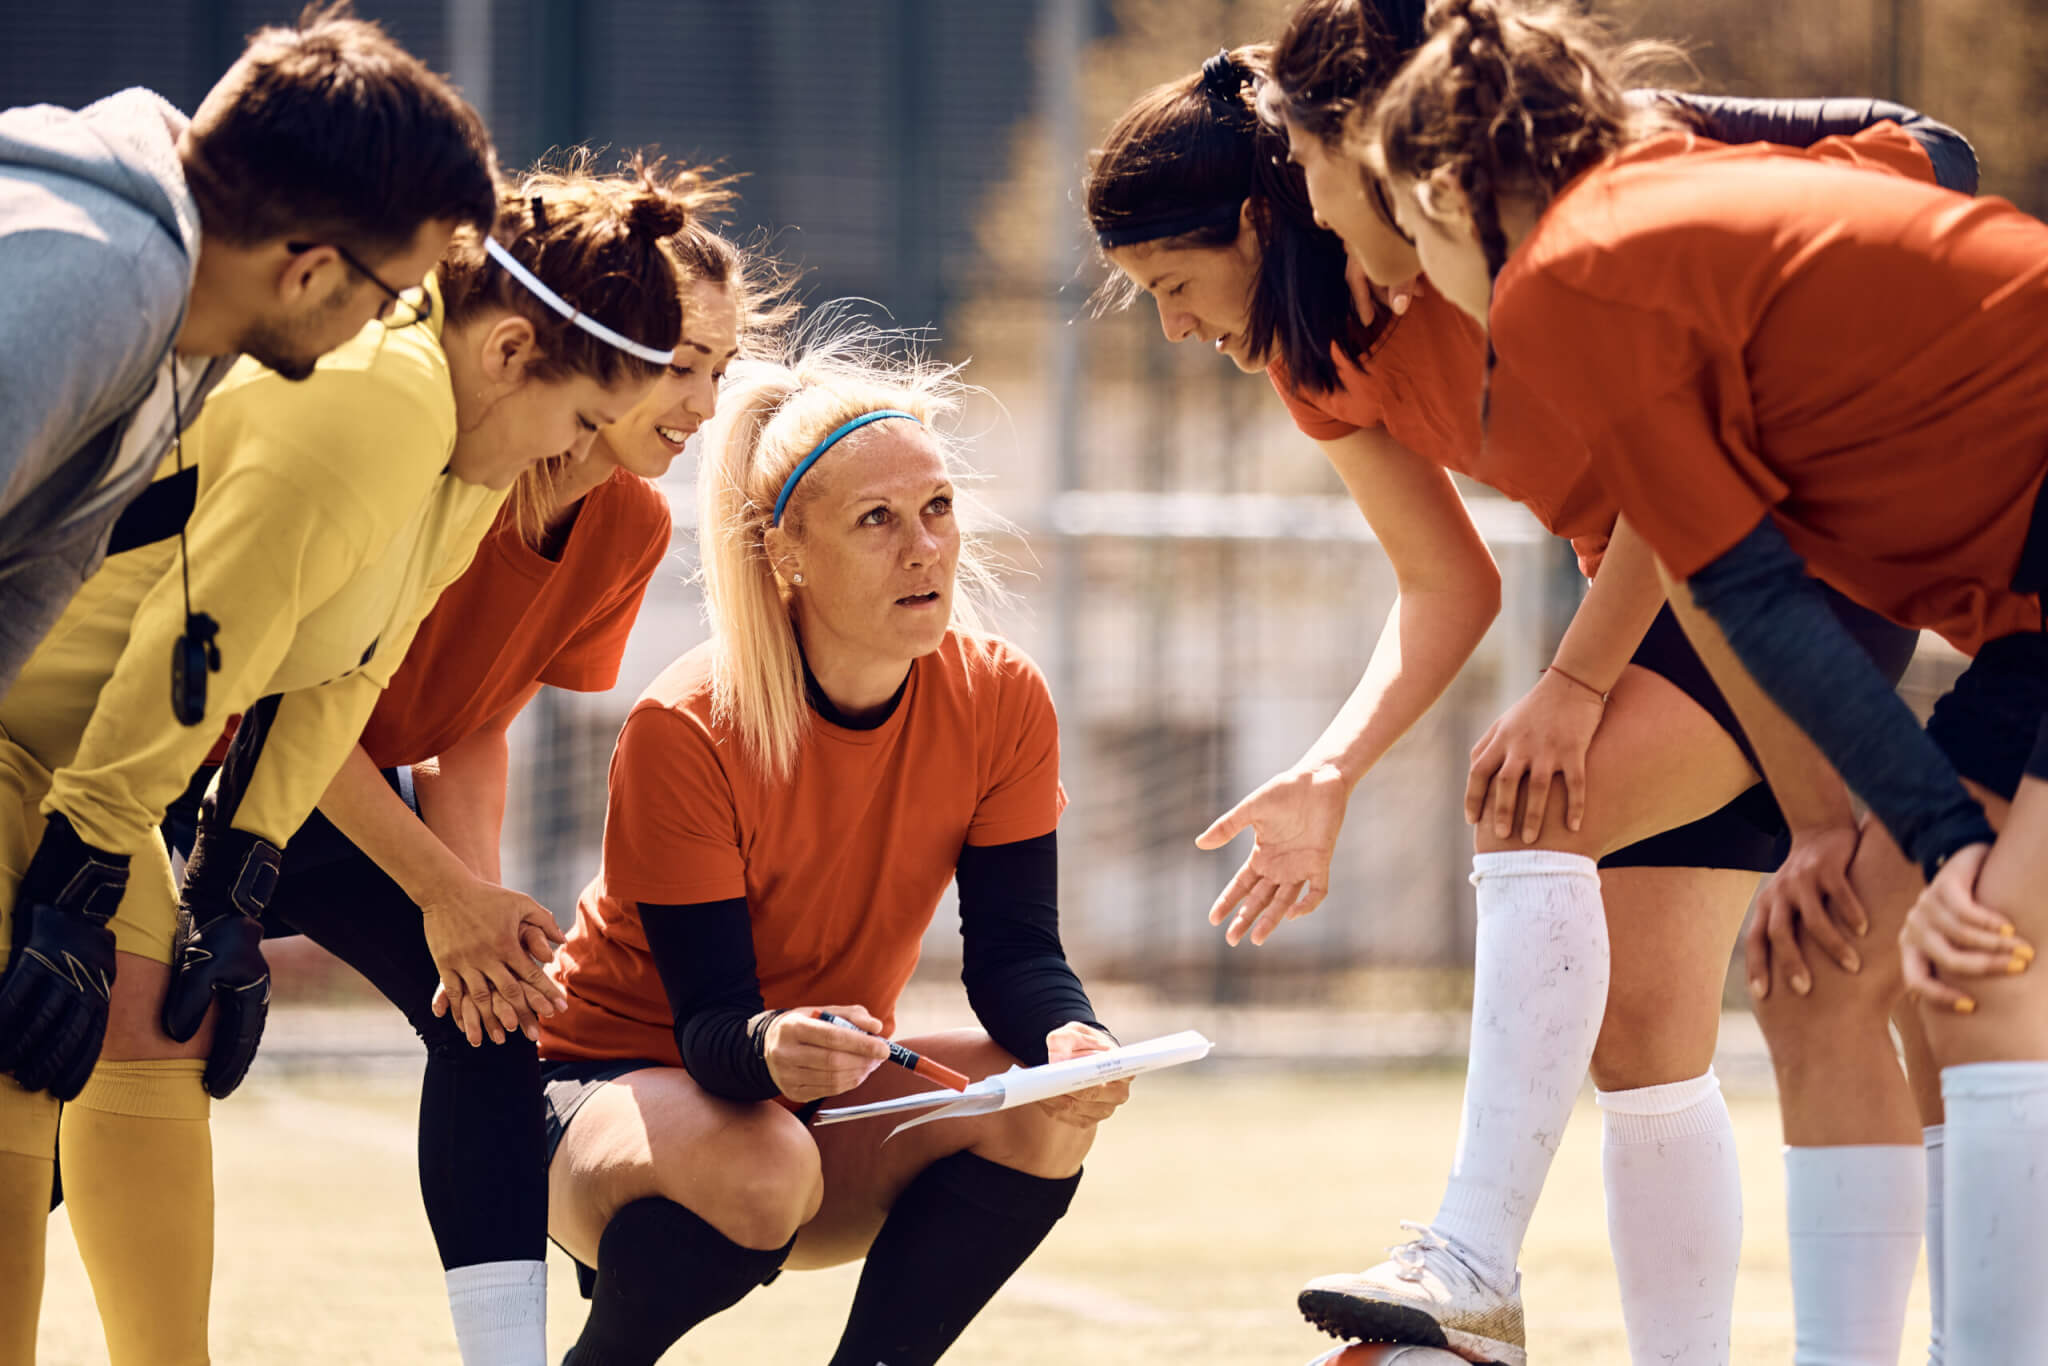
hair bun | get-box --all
[624,191,691,241]
[1200,49,1248,106]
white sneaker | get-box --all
[1298,1223,1527,1366]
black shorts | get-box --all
[1600,586,1921,873]
[1921,476,2048,805]
[1927,631,2048,801]
[540,1057,664,1298]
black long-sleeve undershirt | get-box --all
[1643,92,1979,195]
[638,831,1104,1101]
[1686,517,1997,879]
[956,831,1105,1067]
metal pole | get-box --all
[446,0,494,128]
[1040,0,1087,708]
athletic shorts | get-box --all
[1600,584,1921,873]
[1926,631,2048,801]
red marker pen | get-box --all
[816,1011,971,1092]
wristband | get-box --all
[1542,664,1610,704]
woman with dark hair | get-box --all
[1357,2,2048,1360]
[1087,13,1974,1363]
[0,157,692,1365]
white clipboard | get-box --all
[813,1029,1214,1139]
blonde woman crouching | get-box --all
[536,333,1130,1365]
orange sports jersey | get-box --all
[1490,130,2048,655]
[1268,121,1941,582]
[1267,290,1616,576]
[356,469,671,768]
[539,630,1066,1066]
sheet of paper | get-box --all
[812,1030,1213,1138]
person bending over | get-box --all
[243,204,774,1366]
[0,160,691,1365]
[0,5,497,698]
[1364,2,2048,1359]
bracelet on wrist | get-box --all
[1542,664,1610,704]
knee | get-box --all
[659,1111,820,1251]
[1591,987,1708,1092]
[1753,947,1905,1053]
[975,1096,1097,1180]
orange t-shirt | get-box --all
[1268,122,1942,583]
[1491,130,2048,655]
[1267,292,1616,576]
[538,630,1066,1066]
[356,468,671,767]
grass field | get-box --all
[34,1065,1936,1365]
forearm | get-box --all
[1679,520,1992,875]
[1299,587,1497,789]
[957,833,1104,1066]
[317,743,475,905]
[640,898,781,1103]
[408,728,511,884]
[1548,515,1666,693]
[1646,91,1979,193]
[49,467,348,853]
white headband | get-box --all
[482,237,676,366]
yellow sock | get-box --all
[60,1059,212,1366]
[0,1080,59,1366]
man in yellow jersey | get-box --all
[0,171,690,1362]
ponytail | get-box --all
[1360,0,1688,415]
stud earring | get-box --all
[792,572,805,585]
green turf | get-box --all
[33,1068,1932,1363]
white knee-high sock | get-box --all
[1598,1070,1741,1366]
[446,1259,547,1366]
[1942,1062,2048,1366]
[1784,1145,1923,1365]
[1431,850,1608,1290]
[1923,1124,1945,1366]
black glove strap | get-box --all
[20,812,129,926]
[183,825,282,921]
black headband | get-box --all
[1094,199,1244,248]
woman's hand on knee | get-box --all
[421,875,569,1046]
[1034,1023,1130,1130]
[1747,825,1866,999]
[764,1006,890,1102]
[1466,671,1604,845]
[1902,843,2034,1013]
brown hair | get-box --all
[182,2,497,257]
[1361,0,1684,413]
[503,212,801,551]
[1086,47,1379,394]
[438,153,712,397]
[1265,0,1427,146]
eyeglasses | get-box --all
[287,240,433,328]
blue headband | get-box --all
[770,410,922,526]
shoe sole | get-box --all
[1298,1290,1524,1366]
